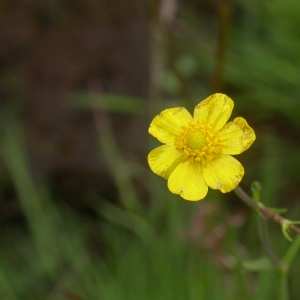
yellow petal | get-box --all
[219,117,256,155]
[167,161,208,201]
[203,155,244,193]
[148,144,182,179]
[193,93,234,130]
[149,107,193,144]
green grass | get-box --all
[0,117,299,299]
[1,0,300,299]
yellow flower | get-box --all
[147,93,256,201]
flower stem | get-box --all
[233,185,300,300]
[258,216,284,268]
[283,235,300,266]
[277,271,289,300]
[233,185,257,209]
[276,234,300,300]
[233,186,300,235]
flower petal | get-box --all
[148,144,182,179]
[203,155,244,193]
[194,93,234,130]
[219,117,256,155]
[167,161,208,201]
[149,107,193,144]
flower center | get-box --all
[174,122,222,166]
[186,131,206,150]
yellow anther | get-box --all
[174,122,222,167]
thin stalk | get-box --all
[92,104,142,214]
[277,235,300,300]
[283,235,300,266]
[277,270,289,300]
[258,216,284,268]
[234,186,300,300]
[234,186,300,235]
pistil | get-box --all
[174,122,222,167]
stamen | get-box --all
[174,122,223,167]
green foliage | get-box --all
[1,0,300,299]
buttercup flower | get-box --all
[147,93,256,201]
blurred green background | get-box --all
[1,0,300,299]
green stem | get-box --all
[277,235,300,300]
[91,97,142,214]
[276,235,300,300]
[258,216,284,268]
[233,186,257,209]
[234,186,300,235]
[278,270,289,300]
[283,235,300,266]
[233,186,300,300]
[234,186,282,265]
